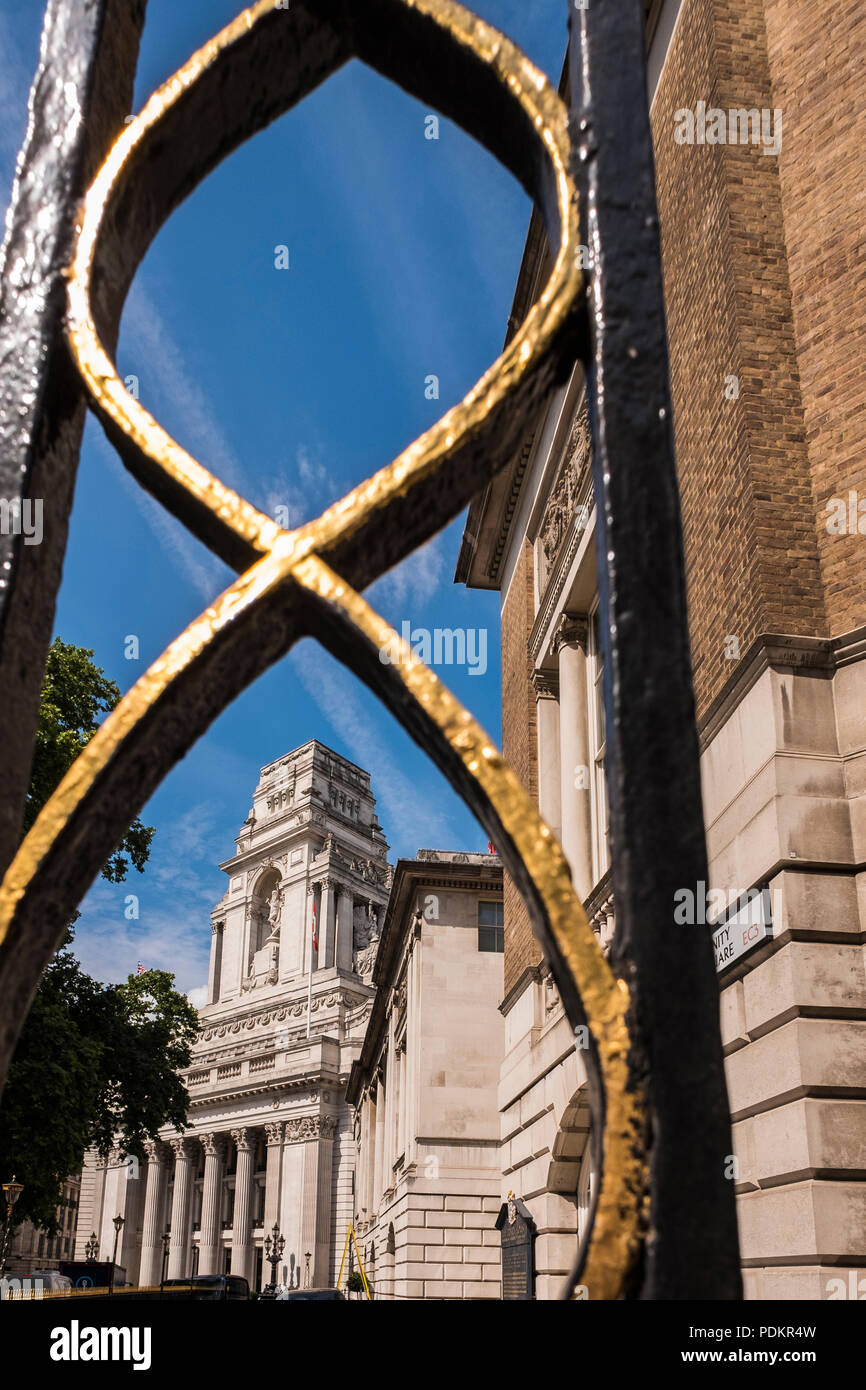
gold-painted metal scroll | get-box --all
[0,0,646,1298]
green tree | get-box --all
[24,637,154,878]
[0,640,199,1231]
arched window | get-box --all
[577,1144,594,1244]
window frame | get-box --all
[586,598,610,884]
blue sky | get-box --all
[0,0,566,999]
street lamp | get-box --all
[110,1214,125,1293]
[263,1223,285,1293]
[159,1231,171,1295]
[84,1231,99,1262]
[0,1175,24,1277]
[304,1250,312,1288]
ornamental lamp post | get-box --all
[110,1213,125,1292]
[304,1251,312,1288]
[84,1231,99,1262]
[263,1223,285,1294]
[160,1231,171,1295]
[0,1176,24,1277]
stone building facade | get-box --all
[4,1177,80,1280]
[75,741,391,1291]
[347,851,504,1300]
[456,0,866,1299]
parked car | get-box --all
[161,1274,250,1300]
[31,1270,73,1292]
[273,1286,346,1300]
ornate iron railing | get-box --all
[0,0,740,1299]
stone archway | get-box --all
[547,1087,591,1199]
[529,1079,594,1300]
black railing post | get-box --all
[568,0,742,1298]
[0,0,146,884]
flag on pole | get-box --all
[487,840,496,854]
[311,894,318,955]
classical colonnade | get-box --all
[137,1116,335,1287]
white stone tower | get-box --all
[76,741,392,1292]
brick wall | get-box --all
[500,539,542,997]
[651,0,827,720]
[762,0,866,636]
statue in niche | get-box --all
[265,885,283,943]
[353,901,381,977]
[249,902,268,959]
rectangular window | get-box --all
[478,899,504,952]
[588,600,610,882]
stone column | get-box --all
[304,883,318,977]
[396,1043,407,1159]
[228,1128,255,1282]
[167,1138,193,1279]
[335,887,354,971]
[207,920,224,1005]
[294,1116,336,1288]
[383,1013,397,1185]
[554,614,593,902]
[198,1133,226,1276]
[263,1122,284,1230]
[355,1100,367,1225]
[372,1075,386,1216]
[404,923,422,1166]
[319,878,336,969]
[532,668,562,840]
[138,1141,168,1287]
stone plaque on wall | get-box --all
[495,1196,535,1300]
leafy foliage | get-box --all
[0,639,199,1231]
[24,637,154,879]
[0,965,198,1231]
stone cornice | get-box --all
[531,668,560,700]
[698,626,866,751]
[499,963,543,1018]
[198,986,371,1044]
[185,1070,333,1110]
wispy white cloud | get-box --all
[73,801,225,993]
[73,881,211,997]
[121,285,249,497]
[82,277,267,602]
[91,426,228,603]
[368,532,448,611]
[263,444,340,531]
[289,641,460,854]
